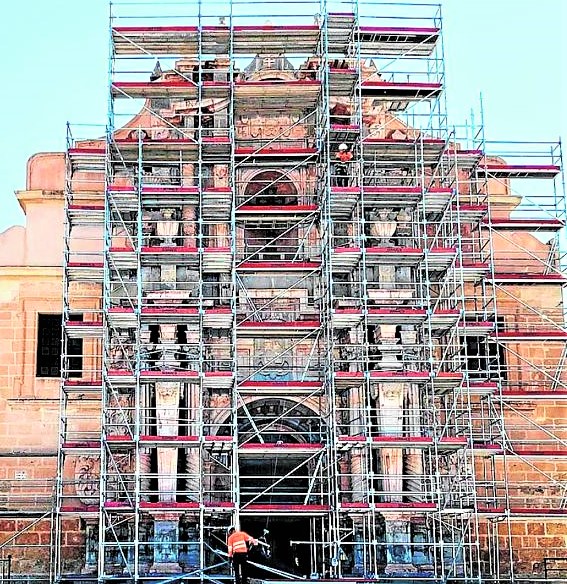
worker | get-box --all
[334,143,353,187]
[227,526,258,584]
[258,528,272,559]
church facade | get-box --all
[0,3,566,582]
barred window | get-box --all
[36,314,83,378]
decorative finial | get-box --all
[150,61,163,81]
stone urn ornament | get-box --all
[156,208,179,246]
[369,209,397,246]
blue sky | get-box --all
[0,0,565,233]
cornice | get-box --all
[15,189,64,213]
[0,266,62,277]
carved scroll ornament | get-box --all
[75,455,100,505]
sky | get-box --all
[0,0,565,233]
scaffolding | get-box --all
[7,0,556,582]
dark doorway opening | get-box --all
[240,516,313,578]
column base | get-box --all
[151,514,181,573]
[150,562,182,574]
[81,566,97,575]
[384,563,417,575]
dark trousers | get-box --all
[232,553,249,584]
[335,163,348,187]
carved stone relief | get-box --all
[75,455,100,505]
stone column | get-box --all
[377,382,404,502]
[348,328,363,373]
[150,513,181,573]
[349,382,366,503]
[383,514,416,575]
[405,381,424,502]
[350,450,365,504]
[373,322,414,573]
[373,322,414,574]
[401,328,424,502]
[153,322,182,568]
[349,383,364,433]
[139,383,152,502]
[307,222,321,260]
[155,381,180,502]
[182,205,197,247]
[338,457,350,500]
[152,381,182,573]
[154,243,183,566]
[373,322,404,504]
[375,324,402,371]
[186,383,200,502]
[351,517,365,576]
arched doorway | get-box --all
[217,398,326,577]
[243,170,298,206]
[235,398,322,505]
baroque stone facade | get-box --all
[1,6,566,583]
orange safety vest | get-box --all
[336,150,353,163]
[227,530,256,557]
